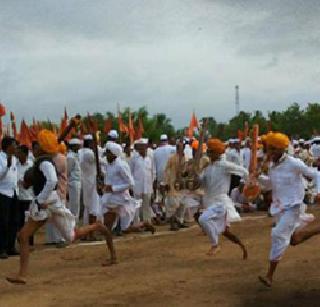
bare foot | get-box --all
[101,259,118,267]
[6,275,27,285]
[207,246,221,256]
[258,275,272,288]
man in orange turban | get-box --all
[7,130,114,285]
[196,138,249,258]
[259,132,320,288]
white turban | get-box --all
[69,138,81,145]
[105,142,122,157]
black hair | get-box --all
[18,144,29,156]
[83,139,93,148]
[1,137,16,151]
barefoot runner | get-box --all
[6,130,115,284]
[258,132,320,287]
[196,138,248,258]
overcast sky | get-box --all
[1,0,319,128]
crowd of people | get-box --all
[1,125,320,287]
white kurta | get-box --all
[259,154,320,261]
[226,148,242,166]
[241,147,251,170]
[130,154,155,223]
[198,159,248,246]
[67,151,81,221]
[101,157,138,230]
[78,148,100,216]
[153,144,176,183]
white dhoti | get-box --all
[270,203,314,261]
[133,193,153,224]
[28,196,76,243]
[101,194,140,230]
[82,182,100,218]
[200,194,241,246]
[165,194,186,223]
[67,180,81,221]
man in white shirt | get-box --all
[78,135,100,231]
[197,138,248,258]
[241,139,251,170]
[153,134,176,202]
[130,138,155,225]
[0,137,18,259]
[258,132,320,288]
[67,138,81,222]
[16,145,34,246]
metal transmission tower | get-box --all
[235,85,240,115]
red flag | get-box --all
[104,117,112,134]
[128,110,135,144]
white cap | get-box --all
[292,140,299,145]
[69,138,81,145]
[305,140,311,145]
[83,134,93,140]
[313,136,320,143]
[108,130,118,139]
[160,134,168,141]
[299,138,305,143]
[135,138,148,145]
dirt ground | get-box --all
[1,209,320,307]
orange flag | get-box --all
[118,112,128,134]
[135,115,144,139]
[19,120,32,148]
[188,112,199,138]
[104,117,113,134]
[244,121,249,138]
[128,110,135,144]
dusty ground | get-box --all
[1,210,320,307]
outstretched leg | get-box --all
[74,221,116,265]
[223,227,248,260]
[291,221,320,246]
[6,219,46,284]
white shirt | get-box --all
[78,148,96,186]
[199,159,248,208]
[67,151,81,183]
[130,153,155,195]
[36,161,58,205]
[17,159,33,201]
[311,144,320,159]
[0,152,18,197]
[103,157,134,205]
[259,155,320,215]
[226,148,241,166]
[241,147,251,170]
[153,144,176,182]
[184,144,193,162]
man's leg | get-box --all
[6,219,46,284]
[223,227,248,259]
[0,194,10,258]
[198,208,222,256]
[291,220,320,245]
[259,207,299,287]
[8,196,20,255]
[102,211,118,266]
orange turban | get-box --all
[260,134,267,142]
[38,129,59,154]
[266,132,289,149]
[58,142,67,155]
[207,138,225,154]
